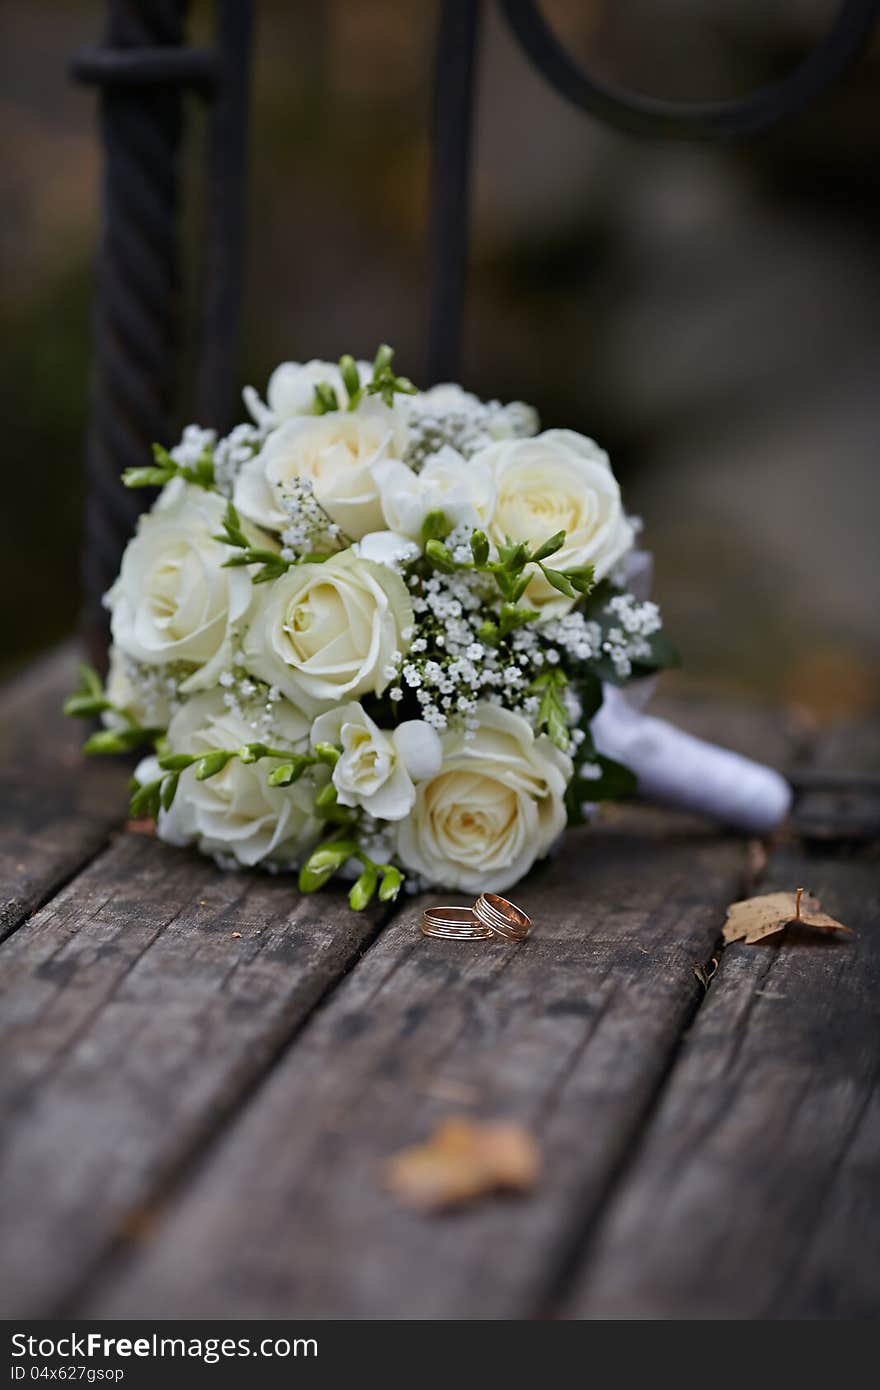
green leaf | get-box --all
[151,443,175,469]
[339,354,361,406]
[122,466,174,489]
[567,564,595,596]
[237,742,270,764]
[529,530,566,564]
[78,664,105,699]
[349,862,379,911]
[298,838,358,892]
[129,777,162,819]
[84,726,157,755]
[477,619,499,645]
[499,603,540,638]
[157,752,196,772]
[314,782,339,812]
[425,538,456,573]
[497,539,529,572]
[195,750,234,780]
[378,865,404,902]
[179,448,215,489]
[63,693,112,719]
[530,670,570,751]
[213,499,248,549]
[538,564,577,598]
[313,381,340,414]
[470,530,490,566]
[268,757,311,787]
[421,510,452,544]
[160,772,180,811]
[267,761,294,787]
[373,344,394,376]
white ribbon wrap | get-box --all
[592,685,792,834]
[589,549,792,835]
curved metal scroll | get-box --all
[501,0,879,139]
[427,0,879,383]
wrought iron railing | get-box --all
[73,0,878,658]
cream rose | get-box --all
[311,702,441,821]
[475,430,635,614]
[107,480,254,690]
[147,690,322,868]
[233,397,408,539]
[373,445,495,540]
[242,550,413,714]
[396,703,572,892]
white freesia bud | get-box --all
[234,397,409,540]
[373,445,495,541]
[242,550,413,715]
[354,530,420,569]
[106,479,254,691]
[311,702,441,821]
[396,703,571,892]
[243,358,373,428]
[153,690,322,868]
[475,429,635,615]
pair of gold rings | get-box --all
[420,893,532,943]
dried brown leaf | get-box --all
[385,1117,540,1211]
[723,887,852,945]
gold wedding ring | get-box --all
[473,892,532,942]
[420,905,493,940]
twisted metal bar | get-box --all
[195,0,255,432]
[426,0,482,384]
[501,0,879,139]
[75,0,190,667]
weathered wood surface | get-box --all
[0,646,127,943]
[561,717,880,1319]
[563,847,880,1320]
[81,833,751,1318]
[2,648,877,1320]
[0,833,390,1317]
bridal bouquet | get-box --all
[66,346,678,908]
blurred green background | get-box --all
[2,0,879,719]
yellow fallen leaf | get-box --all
[385,1117,540,1211]
[723,887,852,945]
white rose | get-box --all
[107,480,254,690]
[476,430,635,614]
[242,549,413,715]
[233,397,409,539]
[311,702,441,821]
[149,690,322,868]
[396,703,572,892]
[373,445,495,540]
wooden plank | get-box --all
[0,645,127,943]
[562,722,880,1320]
[0,833,388,1318]
[77,827,750,1319]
